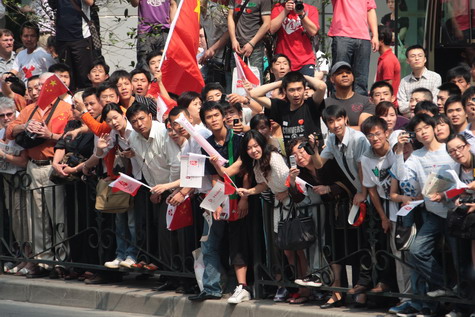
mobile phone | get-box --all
[289,155,297,168]
[233,118,240,126]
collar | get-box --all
[335,126,350,147]
[212,128,232,146]
[378,49,392,60]
[409,67,428,81]
[0,51,15,62]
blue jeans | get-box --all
[201,217,226,297]
[331,36,371,96]
[115,208,137,261]
[409,210,457,311]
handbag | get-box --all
[95,178,132,213]
[69,0,102,50]
[49,152,86,185]
[447,205,475,240]
[277,202,316,250]
[15,98,61,149]
[395,215,417,251]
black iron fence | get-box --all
[0,176,474,310]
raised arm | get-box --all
[304,74,326,105]
[249,81,282,109]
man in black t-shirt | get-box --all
[249,71,326,143]
[325,61,375,130]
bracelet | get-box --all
[299,12,306,20]
[244,97,251,105]
[50,132,54,139]
[248,42,254,48]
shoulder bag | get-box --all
[15,98,61,149]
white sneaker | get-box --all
[104,258,122,269]
[445,310,463,317]
[119,256,136,268]
[227,285,251,304]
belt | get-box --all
[31,159,51,166]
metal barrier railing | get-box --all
[0,176,473,309]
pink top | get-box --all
[328,0,376,40]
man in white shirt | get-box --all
[9,22,55,83]
[126,102,181,290]
[397,45,441,117]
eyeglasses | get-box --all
[0,112,14,119]
[366,131,385,140]
[448,144,466,156]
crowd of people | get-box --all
[0,0,475,317]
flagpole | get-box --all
[158,0,186,70]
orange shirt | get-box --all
[13,93,27,112]
[6,100,73,160]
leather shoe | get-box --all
[188,292,221,301]
[26,266,50,278]
[347,284,368,295]
[320,299,344,309]
[85,274,109,285]
[152,283,176,292]
[370,282,390,293]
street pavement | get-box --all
[0,274,390,317]
[0,300,148,317]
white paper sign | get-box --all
[187,153,206,177]
[200,181,226,212]
[396,200,424,216]
[180,156,202,188]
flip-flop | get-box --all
[289,296,309,304]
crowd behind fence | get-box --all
[0,177,473,311]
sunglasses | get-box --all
[0,112,14,119]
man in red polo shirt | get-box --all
[270,0,319,76]
[376,25,401,96]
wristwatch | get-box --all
[80,109,87,116]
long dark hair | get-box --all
[240,130,276,180]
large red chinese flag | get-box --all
[160,0,204,95]
[37,74,69,110]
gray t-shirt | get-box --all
[229,0,272,46]
[324,93,375,126]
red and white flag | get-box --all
[109,173,146,196]
[285,175,309,195]
[234,53,260,87]
[445,188,467,200]
[166,196,193,230]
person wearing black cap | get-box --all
[325,61,375,130]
